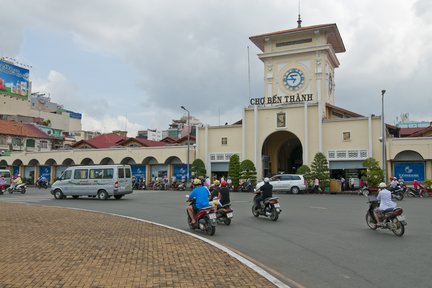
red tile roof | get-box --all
[72,133,128,148]
[399,127,431,137]
[120,138,166,147]
[0,119,51,139]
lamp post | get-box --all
[181,106,190,186]
[381,89,386,182]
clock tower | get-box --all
[249,23,345,110]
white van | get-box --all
[50,165,133,200]
[0,169,11,188]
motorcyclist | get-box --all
[11,174,23,190]
[218,181,231,207]
[210,180,221,209]
[255,177,273,210]
[373,182,397,227]
[187,178,211,225]
[37,175,47,187]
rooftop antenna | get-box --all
[297,0,302,28]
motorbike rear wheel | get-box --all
[365,212,378,230]
[390,218,405,237]
[223,218,231,225]
[21,187,26,194]
[205,218,216,236]
[270,207,279,221]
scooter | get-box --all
[389,186,404,201]
[7,183,27,194]
[186,196,217,236]
[252,190,281,221]
[365,195,407,237]
[215,203,234,225]
[36,180,49,189]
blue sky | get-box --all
[1,0,432,136]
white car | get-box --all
[256,174,306,194]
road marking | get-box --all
[309,206,328,210]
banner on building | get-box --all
[131,165,146,181]
[0,60,30,99]
[173,164,190,181]
[39,166,51,180]
[394,162,425,182]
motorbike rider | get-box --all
[210,180,220,208]
[255,177,273,210]
[37,175,47,187]
[211,180,230,209]
[374,182,397,227]
[187,178,211,225]
[11,174,23,190]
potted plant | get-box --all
[423,179,432,197]
[361,157,384,193]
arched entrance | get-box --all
[393,150,425,182]
[262,131,303,176]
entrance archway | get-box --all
[262,131,303,176]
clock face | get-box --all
[283,68,305,91]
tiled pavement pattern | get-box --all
[0,203,275,288]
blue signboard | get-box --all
[39,166,51,180]
[0,60,29,99]
[131,165,146,181]
[393,162,425,182]
[13,166,19,177]
[173,164,191,181]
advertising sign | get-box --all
[393,162,425,182]
[39,166,51,181]
[131,165,146,181]
[0,60,30,99]
[173,164,190,181]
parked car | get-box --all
[256,174,306,194]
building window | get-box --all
[39,141,48,149]
[221,137,227,145]
[26,139,36,148]
[276,112,286,128]
[342,131,351,141]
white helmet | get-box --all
[378,182,387,188]
[264,177,270,183]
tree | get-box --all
[191,158,206,178]
[362,157,384,188]
[228,154,241,189]
[310,152,330,191]
[297,164,312,188]
[240,159,257,186]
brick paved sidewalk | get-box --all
[0,203,276,288]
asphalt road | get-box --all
[1,188,431,288]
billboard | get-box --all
[0,59,30,99]
[393,162,425,182]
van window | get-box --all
[74,169,88,179]
[89,168,114,179]
[0,171,10,178]
[63,170,72,180]
[125,168,131,178]
[118,167,124,179]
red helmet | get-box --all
[220,181,227,187]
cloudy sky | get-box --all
[1,0,431,136]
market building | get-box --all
[1,21,432,187]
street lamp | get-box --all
[381,89,387,182]
[181,106,190,186]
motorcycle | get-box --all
[36,180,49,189]
[215,203,234,225]
[252,190,281,221]
[365,195,407,237]
[186,196,217,236]
[6,183,27,194]
[389,186,404,201]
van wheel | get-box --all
[54,189,64,199]
[98,190,108,200]
[114,195,123,200]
